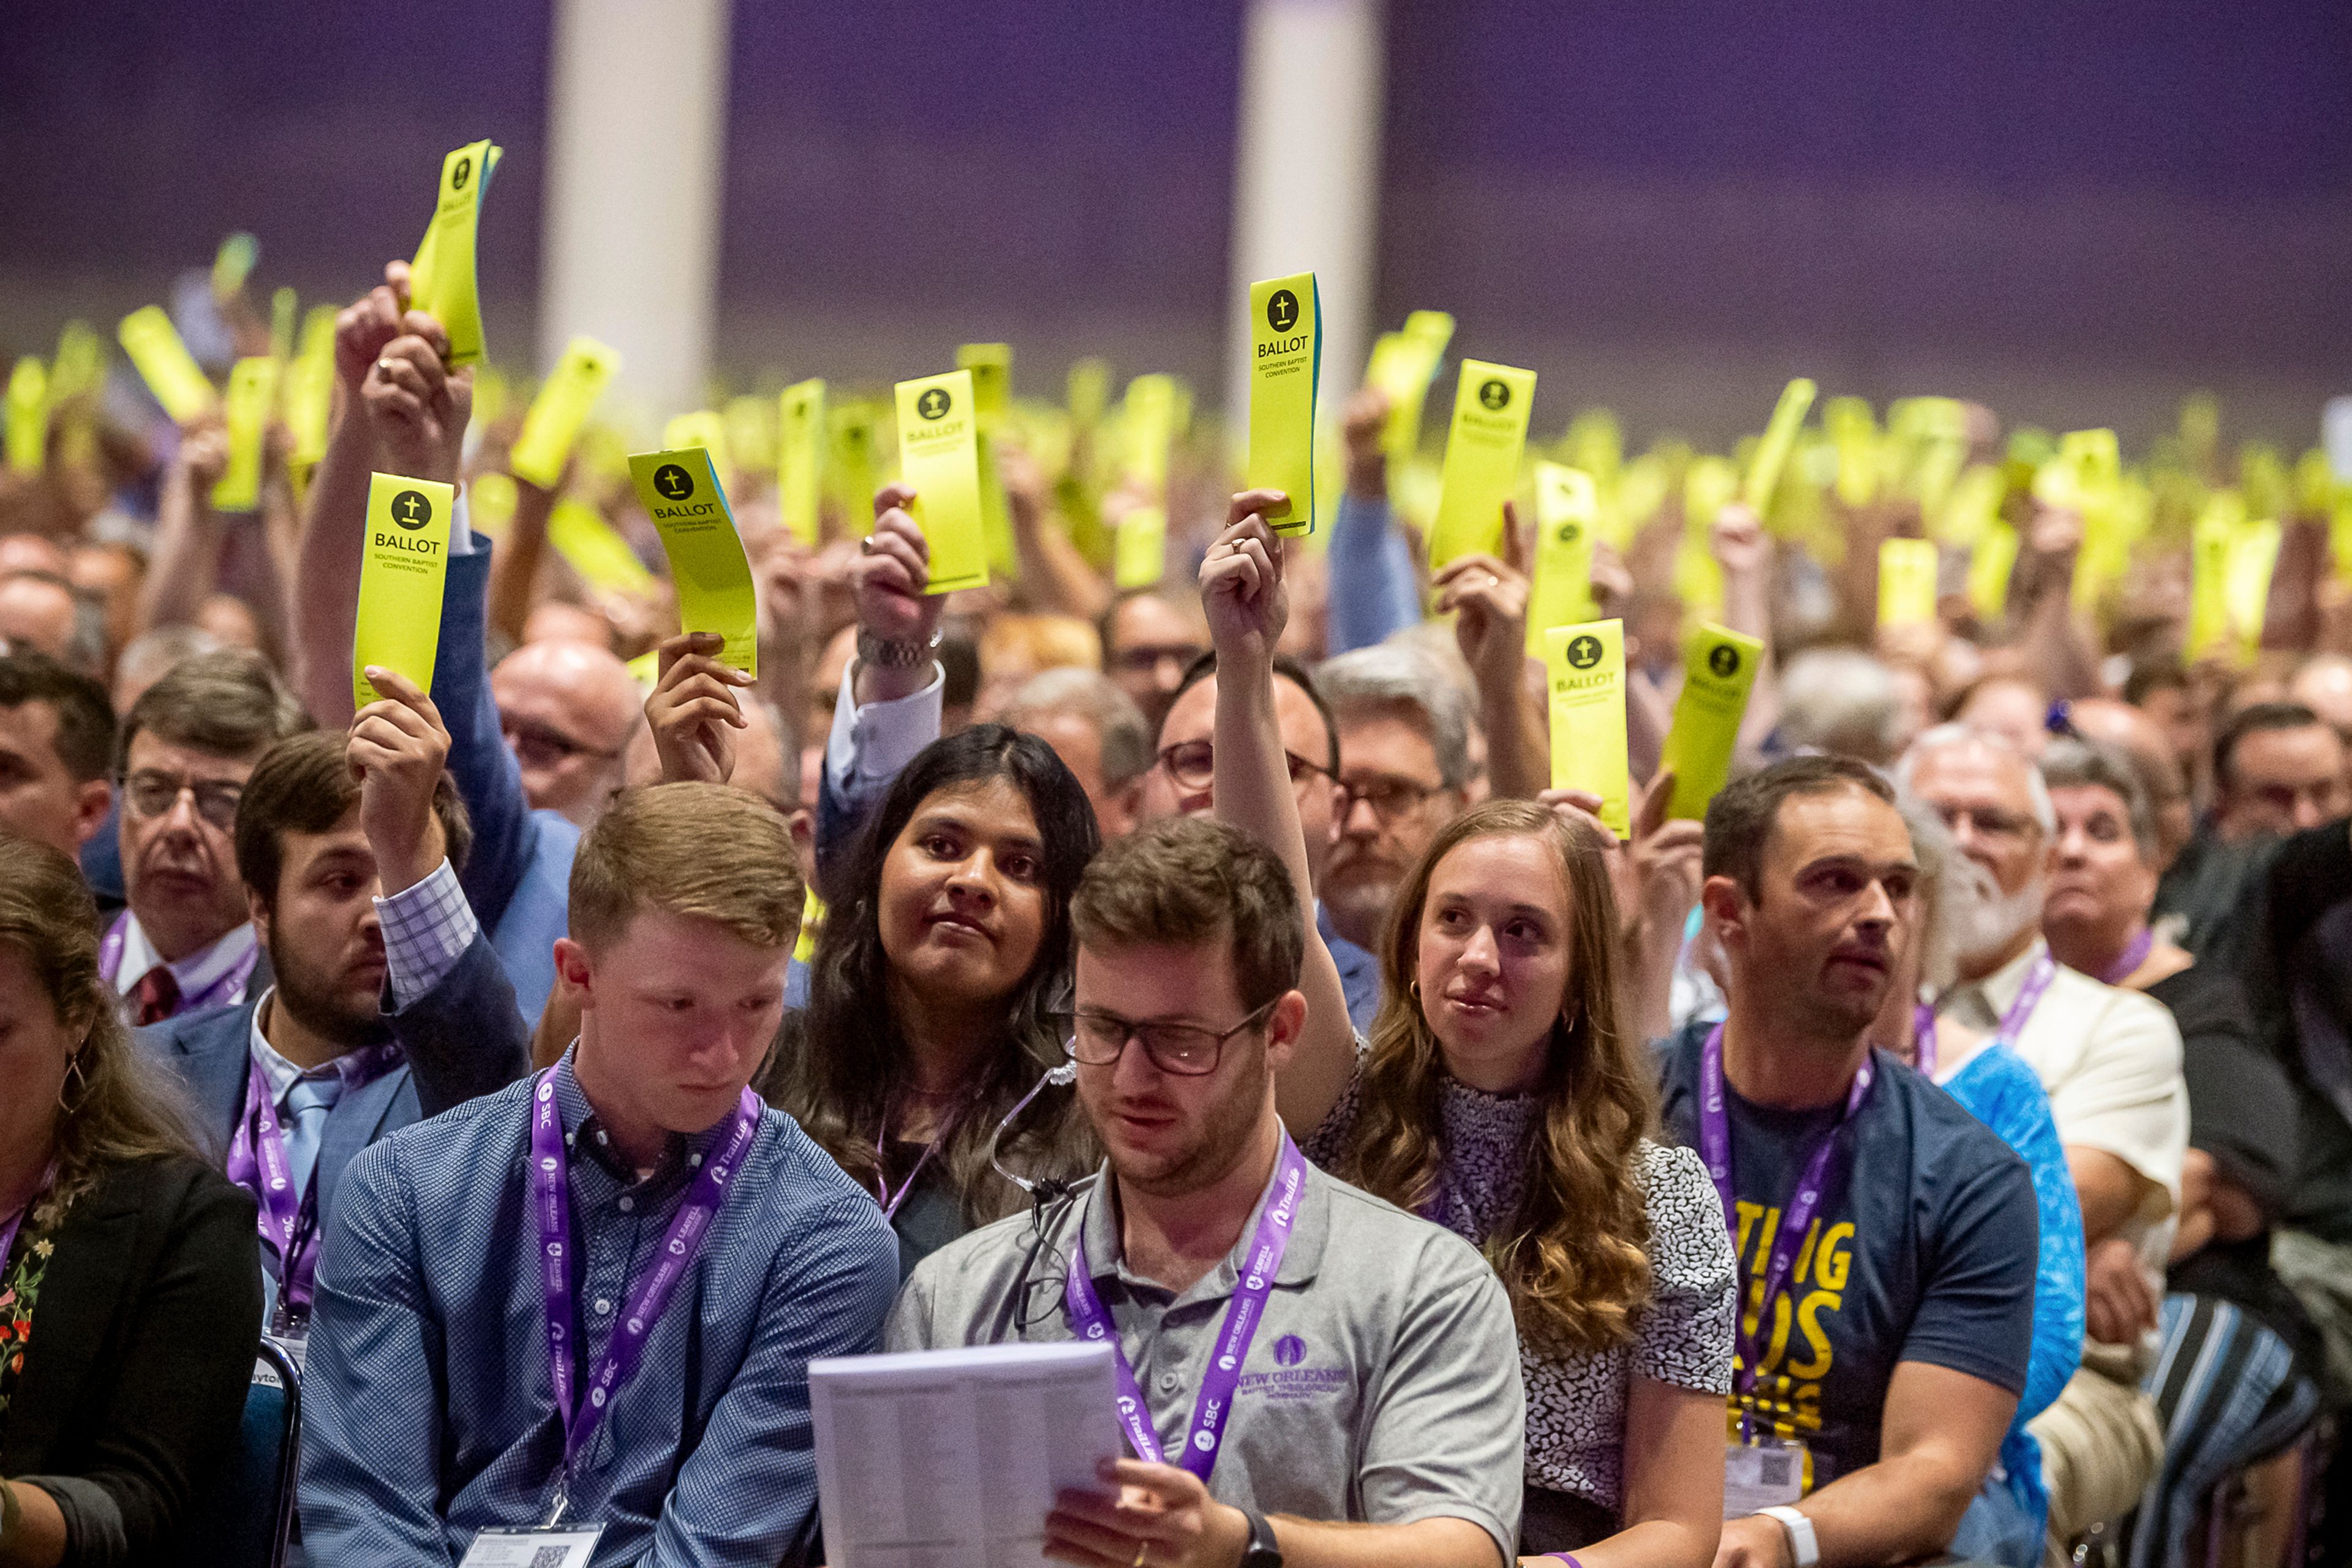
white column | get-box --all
[1225,0,1385,430]
[539,0,731,417]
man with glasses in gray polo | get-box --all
[887,815,1523,1568]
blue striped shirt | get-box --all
[298,1054,897,1566]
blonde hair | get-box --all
[1342,801,1658,1354]
[569,783,802,953]
[979,614,1102,682]
[0,838,198,1228]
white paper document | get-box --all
[811,1341,1122,1568]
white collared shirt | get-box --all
[112,913,259,1006]
[245,987,349,1199]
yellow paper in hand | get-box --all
[1067,359,1112,431]
[2187,494,2241,662]
[353,473,453,709]
[1428,360,1537,568]
[724,395,777,475]
[1878,538,1940,627]
[1246,272,1321,532]
[662,412,729,474]
[4,358,46,475]
[1967,522,2021,623]
[284,306,337,470]
[468,471,518,539]
[1659,623,1765,821]
[2226,518,2282,663]
[549,499,655,594]
[829,401,879,527]
[407,139,502,366]
[117,306,217,423]
[1525,462,1597,651]
[629,447,758,676]
[895,370,989,594]
[1366,315,1450,461]
[1114,504,1169,592]
[1675,456,1735,619]
[1121,374,1177,498]
[959,343,1018,579]
[778,379,826,548]
[510,337,620,489]
[1743,378,1817,512]
[1826,398,1877,508]
[1546,620,1630,839]
[211,357,279,513]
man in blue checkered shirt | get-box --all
[298,778,897,1567]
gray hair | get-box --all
[1894,722,2057,835]
[1000,666,1153,787]
[1316,641,1473,791]
[1893,795,1970,994]
[2040,736,2157,864]
[1778,647,1906,762]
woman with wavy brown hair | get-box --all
[1197,495,1735,1566]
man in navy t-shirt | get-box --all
[1656,756,2038,1568]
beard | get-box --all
[1099,1039,1273,1200]
[269,935,393,1054]
[1942,858,2045,978]
[1319,846,1406,949]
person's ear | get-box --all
[1699,875,1746,946]
[552,937,594,1005]
[245,884,273,948]
[1262,989,1308,1074]
[73,779,113,848]
[786,805,816,882]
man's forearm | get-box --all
[1268,1513,1502,1568]
[293,387,374,725]
[1477,662,1545,801]
[1792,1449,1978,1567]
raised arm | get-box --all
[1201,492,1359,1135]
[646,630,753,785]
[483,470,557,648]
[1004,441,1110,621]
[1328,386,1425,655]
[137,423,230,634]
[1430,502,1542,800]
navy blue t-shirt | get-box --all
[1654,1024,2038,1485]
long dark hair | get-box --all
[766,724,1101,1224]
[1344,801,1659,1354]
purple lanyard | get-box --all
[2101,927,2154,986]
[873,1101,959,1224]
[1698,1023,1873,1437]
[1915,951,2057,1077]
[100,912,262,1017]
[1063,1131,1309,1482]
[529,1067,761,1516]
[224,1045,402,1316]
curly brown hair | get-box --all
[1339,800,1659,1354]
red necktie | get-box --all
[133,965,181,1026]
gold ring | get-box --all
[1131,1546,1149,1568]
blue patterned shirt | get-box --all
[298,1054,898,1566]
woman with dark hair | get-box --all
[1199,493,1733,1567]
[0,837,263,1567]
[764,722,1102,1273]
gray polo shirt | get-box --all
[885,1156,1524,1563]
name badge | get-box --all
[1723,1438,1807,1518]
[457,1525,605,1567]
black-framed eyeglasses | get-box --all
[1336,774,1444,825]
[503,718,624,771]
[119,770,243,831]
[1155,739,1328,794]
[1055,997,1279,1077]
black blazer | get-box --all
[1,1155,263,1567]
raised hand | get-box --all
[1343,384,1392,497]
[646,631,753,785]
[360,314,472,485]
[1711,502,1769,580]
[333,261,414,393]
[1199,490,1290,668]
[347,665,453,897]
[1432,503,1532,688]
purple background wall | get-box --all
[2,1,2345,444]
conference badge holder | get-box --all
[457,1525,605,1567]
[1723,1434,1809,1518]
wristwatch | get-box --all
[856,627,942,669]
[1759,1506,1818,1568]
[1238,1506,1281,1567]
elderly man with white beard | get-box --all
[1898,725,2188,1564]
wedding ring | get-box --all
[859,536,875,554]
[1131,1546,1149,1568]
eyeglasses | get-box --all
[1337,774,1444,825]
[1155,739,1329,794]
[503,719,624,771]
[1056,998,1279,1077]
[119,770,243,831]
[1928,802,2040,841]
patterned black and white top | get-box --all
[1305,1062,1736,1510]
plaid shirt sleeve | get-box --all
[374,859,480,1009]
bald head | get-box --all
[0,573,81,663]
[2291,655,2352,737]
[491,638,644,828]
[2066,698,2190,869]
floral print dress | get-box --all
[0,1216,55,1427]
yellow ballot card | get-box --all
[510,337,619,489]
[629,447,758,676]
[959,343,1017,579]
[353,473,453,709]
[1547,620,1630,839]
[829,401,879,527]
[1114,504,1169,592]
[1246,272,1321,532]
[285,306,337,470]
[1366,312,1452,460]
[467,471,518,539]
[2226,518,2283,662]
[2187,494,2241,662]
[662,412,729,474]
[1121,374,1178,497]
[211,357,279,513]
[269,286,297,360]
[1878,538,1940,627]
[724,395,777,475]
[1067,358,1111,431]
[117,306,217,423]
[895,370,989,594]
[1967,522,2021,623]
[1659,624,1765,821]
[5,358,46,475]
[1826,398,1878,508]
[407,138,502,366]
[778,379,827,548]
[549,499,655,594]
[1526,462,1598,652]
[1744,379,1817,512]
[1428,360,1537,568]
